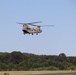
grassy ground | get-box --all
[0,71,76,75]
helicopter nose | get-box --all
[40,30,42,32]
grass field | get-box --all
[0,71,76,75]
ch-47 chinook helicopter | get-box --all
[17,21,54,35]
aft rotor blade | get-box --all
[40,25,55,27]
[30,24,55,27]
[28,24,38,26]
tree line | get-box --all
[0,51,76,71]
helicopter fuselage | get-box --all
[22,24,42,35]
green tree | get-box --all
[10,51,24,64]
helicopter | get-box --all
[17,21,54,35]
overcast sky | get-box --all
[0,0,76,56]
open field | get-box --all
[0,71,76,75]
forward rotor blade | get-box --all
[17,21,42,25]
[17,22,25,25]
[27,21,42,25]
